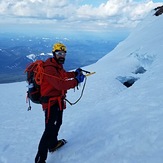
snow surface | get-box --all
[1,9,163,163]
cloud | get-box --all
[76,1,162,26]
[0,0,163,31]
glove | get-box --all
[75,68,82,76]
[75,72,85,84]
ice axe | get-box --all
[80,69,96,77]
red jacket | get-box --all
[40,57,78,110]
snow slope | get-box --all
[0,9,163,163]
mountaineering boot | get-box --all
[49,139,67,152]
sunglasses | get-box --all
[55,51,66,57]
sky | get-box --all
[0,0,163,34]
[0,9,163,163]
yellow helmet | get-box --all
[52,42,66,52]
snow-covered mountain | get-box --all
[0,33,120,83]
[0,7,163,163]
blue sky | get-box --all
[0,0,163,35]
[79,0,108,6]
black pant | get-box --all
[35,104,63,163]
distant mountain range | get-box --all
[0,32,121,83]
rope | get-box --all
[25,61,90,107]
[65,76,87,105]
[34,61,44,85]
